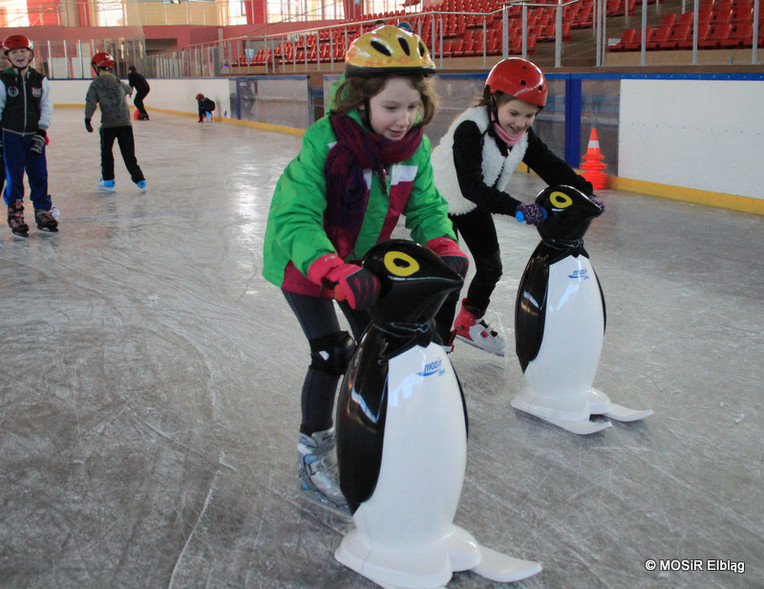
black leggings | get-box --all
[283,291,370,435]
[435,207,503,340]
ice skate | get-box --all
[98,179,116,192]
[7,200,29,237]
[137,180,147,193]
[453,300,505,356]
[35,208,59,232]
[297,428,350,515]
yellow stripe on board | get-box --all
[611,176,764,216]
[516,163,763,216]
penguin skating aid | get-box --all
[334,240,541,588]
[512,186,652,435]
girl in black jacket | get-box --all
[431,58,600,355]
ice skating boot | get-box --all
[7,200,29,236]
[453,300,505,356]
[98,179,116,192]
[298,428,349,514]
[35,208,59,232]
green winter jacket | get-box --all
[263,110,456,294]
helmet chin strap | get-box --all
[359,97,373,131]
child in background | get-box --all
[195,94,215,122]
[0,35,57,236]
[431,58,601,355]
[127,66,150,120]
[263,25,468,512]
[85,52,147,193]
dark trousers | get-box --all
[1,131,50,210]
[283,291,370,435]
[100,126,144,184]
[435,207,503,341]
[133,89,149,116]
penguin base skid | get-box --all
[511,387,652,435]
[335,523,541,589]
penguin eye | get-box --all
[549,191,573,208]
[383,251,420,277]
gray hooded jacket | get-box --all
[85,73,132,128]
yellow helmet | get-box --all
[345,25,435,76]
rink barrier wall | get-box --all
[49,72,764,215]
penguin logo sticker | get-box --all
[549,190,573,209]
[383,251,420,277]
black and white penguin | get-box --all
[512,185,652,435]
[335,239,541,588]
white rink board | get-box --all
[618,78,764,200]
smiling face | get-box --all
[7,47,33,70]
[364,76,421,141]
[495,97,540,141]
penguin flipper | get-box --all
[335,329,389,513]
[514,245,550,372]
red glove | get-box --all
[427,236,469,278]
[308,254,381,310]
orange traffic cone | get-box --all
[580,128,609,190]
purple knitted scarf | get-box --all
[324,115,423,258]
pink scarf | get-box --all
[491,111,526,147]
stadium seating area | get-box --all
[610,0,763,51]
[229,0,761,67]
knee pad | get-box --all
[477,250,503,284]
[309,331,355,376]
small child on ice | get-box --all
[84,52,147,193]
[0,35,58,236]
[263,25,468,512]
[431,58,601,355]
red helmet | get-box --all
[485,58,547,108]
[195,93,204,100]
[91,52,114,69]
[4,35,32,54]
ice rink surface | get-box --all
[1,108,762,588]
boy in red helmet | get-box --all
[85,52,147,193]
[0,35,58,236]
[431,58,600,355]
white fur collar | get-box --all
[431,107,528,215]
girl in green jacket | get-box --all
[262,25,468,512]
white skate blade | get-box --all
[454,335,506,357]
[603,404,653,422]
[545,417,612,435]
[471,545,542,583]
[380,584,446,589]
[298,486,351,518]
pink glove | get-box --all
[427,236,469,278]
[308,254,381,310]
